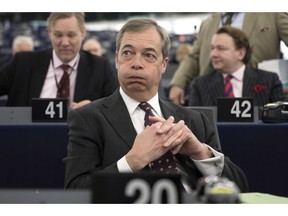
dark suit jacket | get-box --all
[0,49,119,106]
[189,67,285,107]
[64,89,249,192]
[171,12,288,88]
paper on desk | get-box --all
[240,192,288,204]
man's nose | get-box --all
[61,36,70,46]
[131,54,144,70]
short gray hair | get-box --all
[12,35,34,50]
[116,18,171,59]
[47,12,86,33]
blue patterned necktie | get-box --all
[224,74,235,98]
[138,102,178,173]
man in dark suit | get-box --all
[0,13,118,108]
[64,19,248,193]
[189,26,285,107]
[169,12,288,105]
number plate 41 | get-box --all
[32,98,68,122]
[217,97,254,122]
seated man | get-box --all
[0,13,118,109]
[64,18,249,193]
[189,25,285,107]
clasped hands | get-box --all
[126,115,212,172]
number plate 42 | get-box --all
[217,97,254,122]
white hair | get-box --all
[12,35,34,51]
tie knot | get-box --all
[225,74,233,82]
[139,102,152,112]
[60,64,70,73]
[222,12,235,25]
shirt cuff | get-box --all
[117,156,133,173]
[192,146,225,176]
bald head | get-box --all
[82,38,103,56]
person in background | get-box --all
[64,18,248,193]
[169,12,288,105]
[82,38,104,57]
[12,35,34,55]
[0,12,118,108]
[175,43,193,63]
[189,26,285,107]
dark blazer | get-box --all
[189,67,285,107]
[64,89,249,192]
[0,49,119,106]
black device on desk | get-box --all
[262,101,288,123]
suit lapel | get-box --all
[209,72,225,104]
[101,90,137,149]
[29,50,52,98]
[74,51,89,101]
[242,67,257,97]
[160,99,185,122]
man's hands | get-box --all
[126,115,213,172]
[70,100,91,109]
[169,85,185,105]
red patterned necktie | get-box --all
[138,102,178,173]
[224,74,235,98]
[57,64,70,99]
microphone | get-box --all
[194,175,241,203]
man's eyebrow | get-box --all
[121,44,134,50]
[143,47,157,53]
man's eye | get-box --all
[122,50,133,58]
[54,33,62,38]
[144,53,156,62]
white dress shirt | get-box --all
[40,50,79,104]
[117,87,224,180]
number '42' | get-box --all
[231,100,251,118]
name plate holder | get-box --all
[92,172,183,203]
[32,98,68,122]
[217,97,254,122]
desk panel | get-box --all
[0,124,68,188]
[218,122,288,197]
[1,121,288,197]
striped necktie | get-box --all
[224,74,235,98]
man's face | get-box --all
[210,33,245,73]
[115,28,168,101]
[49,16,85,63]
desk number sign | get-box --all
[32,98,68,122]
[92,173,182,203]
[217,97,254,122]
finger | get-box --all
[163,126,184,147]
[171,143,183,154]
[149,115,165,124]
[157,116,175,134]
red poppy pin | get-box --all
[254,84,267,93]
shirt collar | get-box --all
[52,49,80,70]
[223,65,245,82]
[119,87,162,117]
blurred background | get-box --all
[0,12,210,65]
